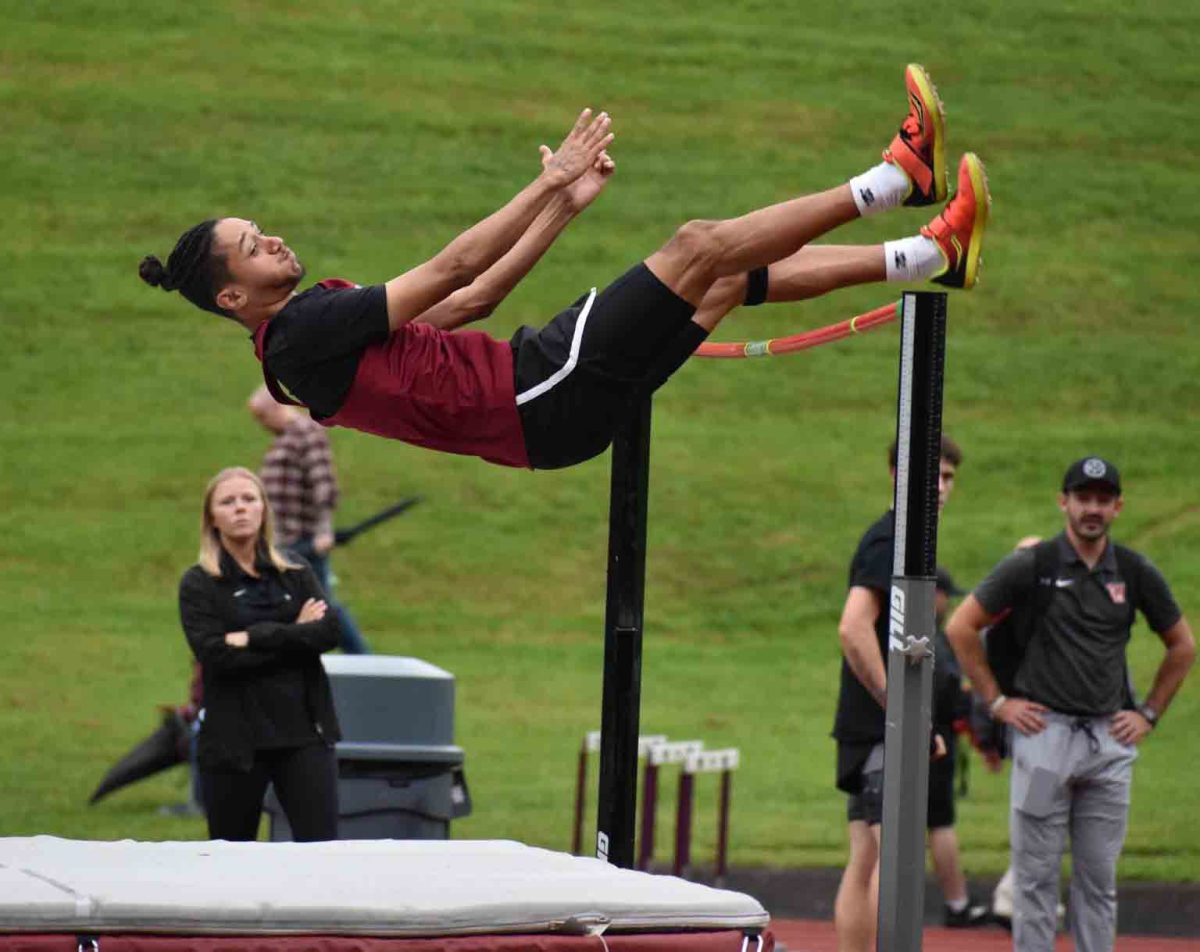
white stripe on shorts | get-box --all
[514,288,597,406]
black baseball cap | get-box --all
[935,567,965,596]
[1062,456,1121,495]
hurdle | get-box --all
[672,747,740,884]
[638,739,705,870]
[878,291,948,952]
[572,731,667,856]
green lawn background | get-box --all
[2,1,1198,880]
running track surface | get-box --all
[769,919,1200,951]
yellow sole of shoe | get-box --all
[960,152,991,290]
[907,63,947,203]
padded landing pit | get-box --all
[0,837,772,951]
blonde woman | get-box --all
[179,466,342,841]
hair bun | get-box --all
[138,255,172,289]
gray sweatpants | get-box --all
[1010,711,1136,952]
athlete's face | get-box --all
[937,458,957,512]
[213,217,305,311]
[1059,485,1122,542]
[209,475,265,546]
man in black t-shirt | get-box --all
[831,436,985,952]
[946,457,1195,952]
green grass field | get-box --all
[2,1,1198,881]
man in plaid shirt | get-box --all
[249,385,370,653]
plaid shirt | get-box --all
[260,416,339,547]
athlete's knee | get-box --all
[694,273,744,322]
[844,821,879,873]
[662,219,722,273]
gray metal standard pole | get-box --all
[877,291,947,952]
[595,394,652,868]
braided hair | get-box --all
[139,220,236,319]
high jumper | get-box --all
[141,65,989,471]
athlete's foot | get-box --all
[884,64,947,207]
[922,153,990,289]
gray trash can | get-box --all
[265,655,471,840]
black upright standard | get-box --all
[595,395,653,867]
[878,291,948,952]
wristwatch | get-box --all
[1137,703,1159,727]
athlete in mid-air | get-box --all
[141,65,989,470]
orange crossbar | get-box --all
[694,301,899,358]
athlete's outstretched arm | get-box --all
[384,109,613,332]
[414,150,615,331]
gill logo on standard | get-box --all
[888,585,906,652]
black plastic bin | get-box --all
[265,655,471,840]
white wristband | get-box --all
[989,694,1008,717]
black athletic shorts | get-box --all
[510,263,701,470]
[842,733,956,828]
[840,740,884,824]
[925,730,956,829]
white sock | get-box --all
[884,235,943,283]
[946,895,970,913]
[849,161,910,216]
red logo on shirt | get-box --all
[1106,582,1127,604]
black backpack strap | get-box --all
[986,539,1058,698]
[1020,539,1060,652]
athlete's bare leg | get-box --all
[834,820,881,952]
[644,64,991,312]
[692,244,885,331]
[644,186,861,307]
[929,825,970,907]
[638,67,990,390]
[683,146,991,334]
[641,63,948,307]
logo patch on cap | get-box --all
[1083,458,1108,479]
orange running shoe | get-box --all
[922,153,991,289]
[884,64,947,207]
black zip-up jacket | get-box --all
[178,553,342,771]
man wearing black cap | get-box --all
[946,457,1195,952]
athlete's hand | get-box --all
[224,630,249,648]
[541,145,615,212]
[1109,709,1153,746]
[540,109,614,190]
[995,697,1049,736]
[296,598,328,624]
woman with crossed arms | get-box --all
[179,466,343,841]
